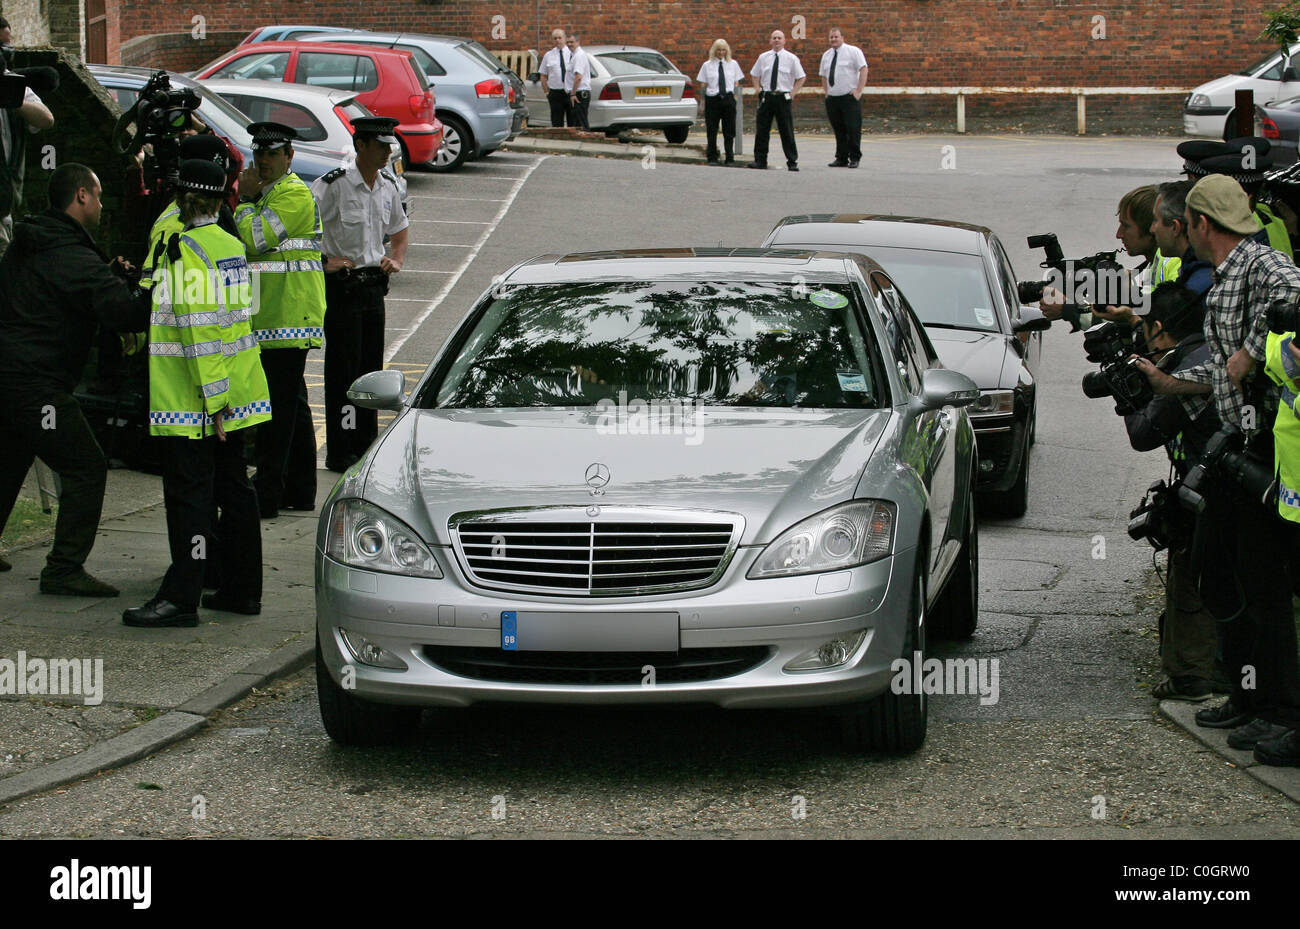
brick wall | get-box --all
[119,30,247,71]
[112,0,1282,89]
[2,0,51,45]
[48,0,82,58]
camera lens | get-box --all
[1081,371,1113,399]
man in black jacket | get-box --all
[0,163,150,592]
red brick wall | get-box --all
[113,0,1282,89]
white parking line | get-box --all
[385,155,547,363]
[410,195,509,202]
[406,242,474,248]
[395,269,455,274]
[408,219,492,224]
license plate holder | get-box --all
[502,610,679,652]
[635,86,670,97]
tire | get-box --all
[316,634,419,746]
[987,439,1029,518]
[932,488,978,640]
[663,124,690,144]
[840,562,928,753]
[398,139,412,173]
[429,114,472,172]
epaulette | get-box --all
[321,167,347,183]
[380,168,397,185]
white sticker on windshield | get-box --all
[837,371,868,392]
[810,289,849,309]
[973,307,995,327]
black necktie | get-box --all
[828,49,838,89]
[769,52,779,91]
[718,59,725,94]
[560,49,566,84]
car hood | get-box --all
[923,328,1008,390]
[1192,73,1272,104]
[360,407,892,546]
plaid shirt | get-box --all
[1176,238,1300,435]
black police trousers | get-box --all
[0,390,106,577]
[704,94,736,161]
[324,275,386,467]
[753,91,798,167]
[825,93,862,163]
[548,89,571,127]
[156,430,262,610]
[254,347,316,512]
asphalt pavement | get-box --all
[2,134,1299,835]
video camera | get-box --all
[1128,478,1201,551]
[0,70,25,109]
[1079,321,1154,414]
[1266,297,1300,335]
[1180,425,1277,510]
[1016,233,1132,308]
[110,70,201,200]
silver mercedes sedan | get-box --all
[315,249,980,752]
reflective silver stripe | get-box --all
[1283,336,1300,381]
[225,333,259,355]
[272,237,323,252]
[263,209,287,240]
[201,377,230,398]
[178,235,228,310]
[148,339,221,358]
[151,310,222,328]
[250,215,269,252]
[1283,384,1299,414]
[246,259,324,273]
[180,235,215,271]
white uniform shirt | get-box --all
[819,43,868,95]
[568,47,592,92]
[311,162,409,269]
[0,88,43,161]
[696,58,745,96]
[539,46,572,92]
[750,49,805,93]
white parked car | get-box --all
[1185,43,1300,137]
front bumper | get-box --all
[315,543,920,711]
[1183,107,1231,137]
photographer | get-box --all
[0,52,55,260]
[1135,174,1300,762]
[1150,180,1213,299]
[1178,137,1293,259]
[1123,283,1220,701]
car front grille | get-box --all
[450,508,744,596]
[423,645,772,685]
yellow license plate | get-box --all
[394,160,404,176]
[635,86,670,97]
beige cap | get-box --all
[1186,174,1259,237]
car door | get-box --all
[873,271,955,580]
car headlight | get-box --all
[748,501,895,579]
[326,498,442,578]
[1189,93,1212,108]
[967,389,1015,418]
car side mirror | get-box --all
[1012,306,1052,333]
[527,72,541,82]
[1284,64,1299,82]
[347,369,406,411]
[915,368,980,411]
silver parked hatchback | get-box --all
[315,249,980,752]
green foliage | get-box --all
[1262,2,1300,53]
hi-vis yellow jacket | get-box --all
[235,172,327,350]
[148,219,271,438]
[1265,329,1300,524]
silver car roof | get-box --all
[503,248,885,285]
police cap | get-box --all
[176,159,227,195]
[350,116,400,144]
[247,121,298,150]
[180,133,231,173]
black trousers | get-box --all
[704,94,736,160]
[753,91,797,166]
[569,90,590,129]
[157,430,262,609]
[825,93,862,163]
[324,276,386,465]
[0,390,106,577]
[254,347,316,511]
[1197,473,1300,727]
[547,89,570,127]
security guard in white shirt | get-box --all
[310,117,410,472]
[696,39,745,165]
[749,29,806,171]
[820,28,868,168]
[565,34,592,129]
[538,28,572,127]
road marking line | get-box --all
[395,269,455,274]
[410,195,509,202]
[406,242,475,248]
[408,219,492,224]
[385,155,547,364]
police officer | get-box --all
[1177,136,1293,259]
[235,122,326,518]
[122,159,271,627]
[539,28,572,128]
[696,39,745,165]
[565,33,592,130]
[311,116,409,472]
[749,29,806,171]
[820,28,868,168]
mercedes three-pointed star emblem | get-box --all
[585,462,610,495]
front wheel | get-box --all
[931,489,978,640]
[663,124,690,144]
[840,564,928,753]
[987,441,1029,518]
[429,114,472,172]
[316,635,420,746]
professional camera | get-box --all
[0,70,25,109]
[1079,321,1154,414]
[1266,297,1300,335]
[111,70,201,198]
[1016,232,1131,307]
[1181,425,1277,509]
[1128,478,1201,551]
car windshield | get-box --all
[1238,47,1293,77]
[458,40,511,74]
[857,247,1000,332]
[596,51,679,76]
[424,281,885,410]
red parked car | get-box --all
[194,41,443,167]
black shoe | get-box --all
[324,455,359,473]
[39,569,119,598]
[280,501,316,512]
[787,164,799,172]
[706,157,720,165]
[259,504,279,520]
[1152,675,1212,702]
[848,159,860,168]
[724,157,735,165]
[1195,699,1254,729]
[748,162,768,169]
[0,554,10,572]
[828,160,848,167]
[201,592,261,616]
[122,599,198,628]
[1254,727,1300,767]
[1227,718,1291,750]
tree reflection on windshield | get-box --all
[429,281,884,410]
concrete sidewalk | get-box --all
[0,465,321,805]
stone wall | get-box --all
[2,0,52,45]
